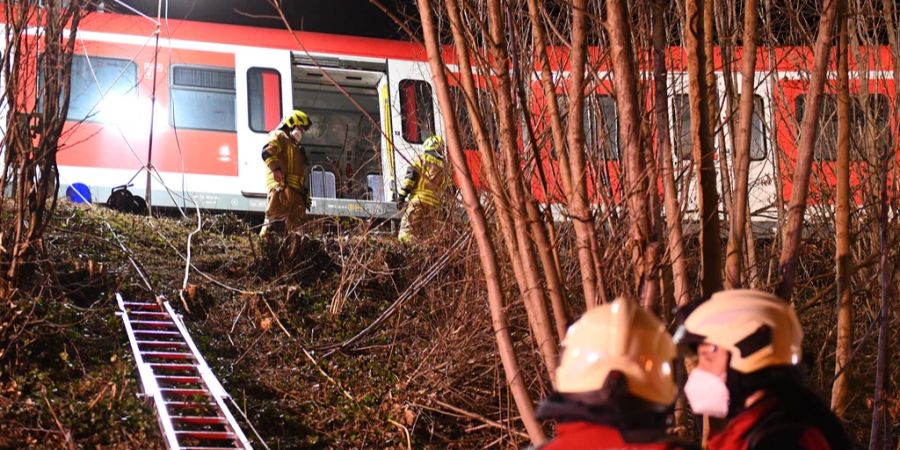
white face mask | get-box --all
[684,368,730,418]
[290,127,303,142]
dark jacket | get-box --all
[709,383,852,450]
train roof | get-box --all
[5,6,896,73]
[76,8,432,62]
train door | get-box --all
[386,58,439,202]
[741,75,777,227]
[668,72,701,221]
[235,47,292,203]
[709,74,778,229]
[290,54,392,217]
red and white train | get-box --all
[4,9,897,221]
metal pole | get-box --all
[144,0,163,213]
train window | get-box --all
[449,86,476,150]
[449,86,495,150]
[247,68,282,133]
[851,94,891,160]
[750,95,768,161]
[585,95,619,160]
[170,65,236,132]
[399,79,435,144]
[673,94,692,160]
[794,95,837,161]
[795,94,888,161]
[65,55,137,122]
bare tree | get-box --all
[775,0,840,301]
[652,0,691,309]
[1,1,87,298]
[604,0,658,309]
[485,0,559,375]
[414,0,545,443]
[830,0,852,417]
[724,0,760,289]
[684,0,723,298]
[567,0,606,308]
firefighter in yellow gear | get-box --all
[260,110,312,237]
[397,135,450,243]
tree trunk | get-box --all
[869,0,896,445]
[653,0,691,309]
[605,0,657,308]
[724,0,760,289]
[705,0,736,233]
[415,0,545,443]
[685,0,723,298]
[775,0,840,301]
[447,0,558,381]
[526,0,608,308]
[1,1,83,295]
[830,0,852,418]
[507,12,571,340]
[566,0,605,308]
[868,86,894,450]
[486,0,559,376]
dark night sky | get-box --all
[107,0,412,40]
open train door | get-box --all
[385,58,440,202]
[235,47,293,202]
[377,73,397,202]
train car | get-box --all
[38,10,448,218]
[7,9,898,224]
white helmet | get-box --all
[555,297,677,406]
[674,289,803,374]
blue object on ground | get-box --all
[66,183,92,203]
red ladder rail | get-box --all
[117,293,253,450]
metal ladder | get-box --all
[116,293,253,450]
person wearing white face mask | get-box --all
[673,289,851,450]
[260,110,312,237]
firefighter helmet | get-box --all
[283,110,312,130]
[423,135,444,151]
[555,297,677,406]
[673,289,803,374]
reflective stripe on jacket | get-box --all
[398,149,447,206]
[262,129,308,191]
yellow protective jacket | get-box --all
[398,149,448,207]
[262,129,308,192]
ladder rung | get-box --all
[130,311,169,317]
[165,401,217,408]
[174,430,236,440]
[130,320,178,328]
[134,330,182,336]
[137,341,187,351]
[157,375,202,383]
[182,448,244,450]
[150,363,197,371]
[122,301,160,310]
[137,340,188,348]
[141,351,194,360]
[171,416,228,425]
[160,388,210,396]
